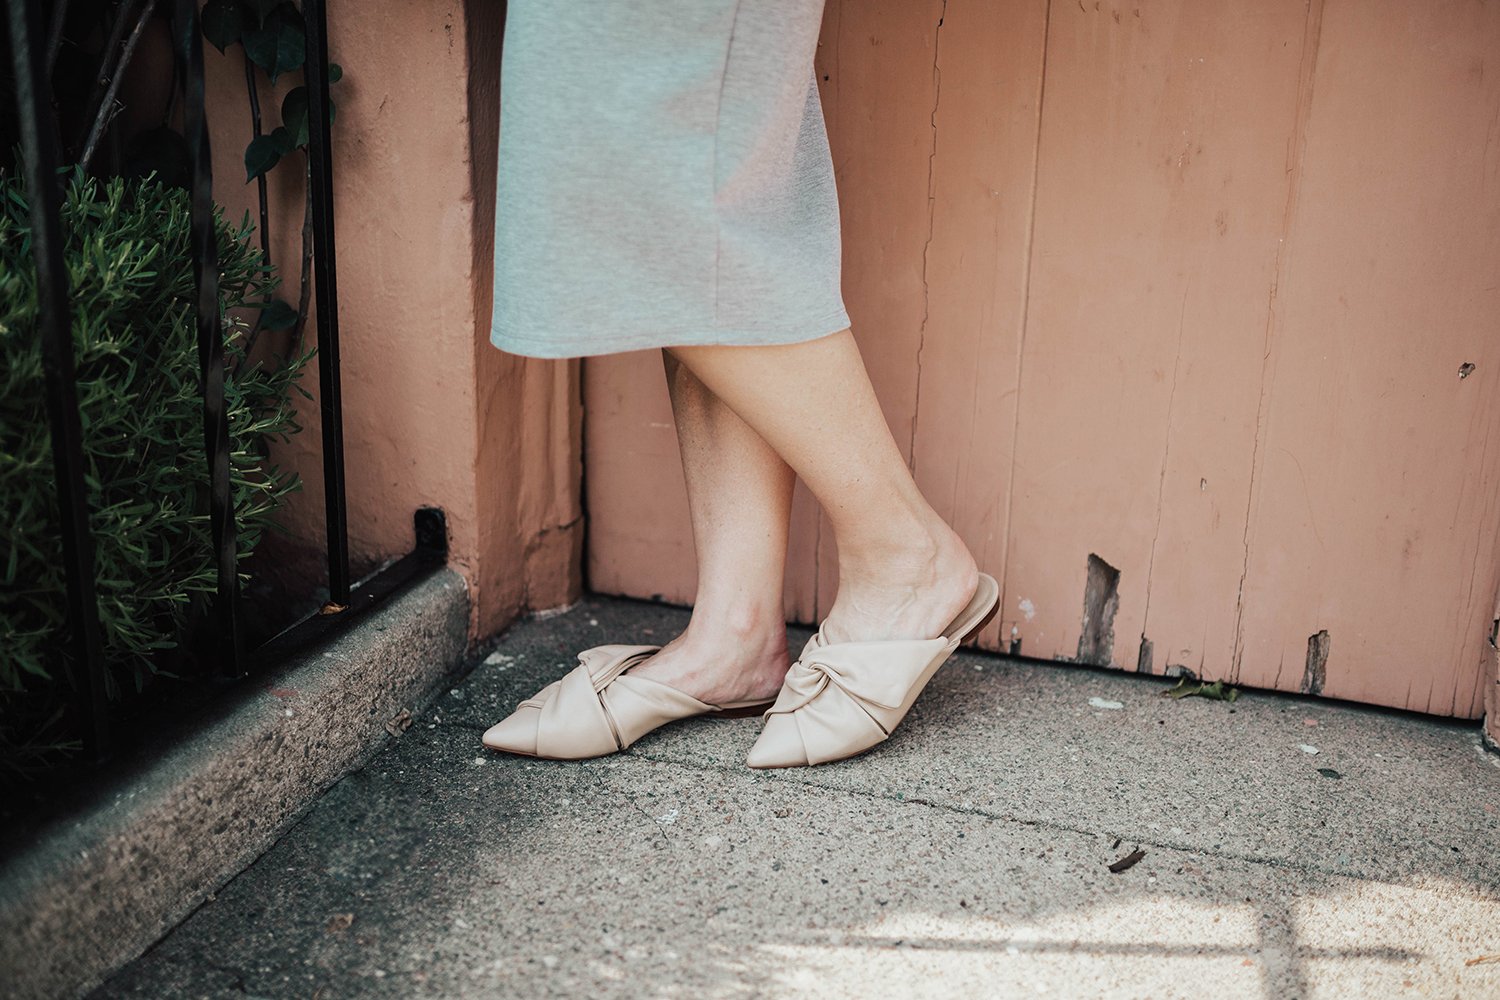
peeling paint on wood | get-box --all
[1077,554,1121,667]
[1302,629,1330,696]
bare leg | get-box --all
[623,351,794,705]
[666,328,979,645]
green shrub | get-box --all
[0,166,313,766]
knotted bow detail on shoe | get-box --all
[754,633,956,767]
[747,572,1001,769]
[484,644,730,759]
[767,635,955,717]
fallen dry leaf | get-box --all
[326,913,354,933]
[385,708,413,737]
[1108,848,1146,873]
[1161,678,1240,702]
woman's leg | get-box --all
[622,351,795,706]
[666,328,979,646]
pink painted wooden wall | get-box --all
[583,0,1500,718]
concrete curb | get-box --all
[0,567,471,1000]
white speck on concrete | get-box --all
[656,808,679,826]
[1088,697,1124,710]
[1298,744,1319,755]
[483,652,516,667]
[472,757,488,766]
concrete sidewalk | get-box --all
[95,596,1500,999]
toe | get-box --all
[482,708,538,755]
[746,714,809,769]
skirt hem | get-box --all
[488,304,852,360]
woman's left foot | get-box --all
[482,643,778,759]
[624,617,791,707]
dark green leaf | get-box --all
[281,87,308,147]
[1161,677,1241,702]
[281,87,336,148]
[201,0,246,53]
[244,134,282,181]
[243,6,305,82]
[258,298,298,331]
[268,125,297,156]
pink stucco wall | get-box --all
[180,0,581,637]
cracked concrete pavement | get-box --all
[94,595,1500,998]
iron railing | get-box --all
[4,0,445,766]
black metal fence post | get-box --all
[301,0,352,609]
[175,0,241,674]
[6,0,111,759]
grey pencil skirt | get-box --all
[488,0,852,359]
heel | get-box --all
[960,598,1000,646]
[712,700,776,719]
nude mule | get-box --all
[746,573,1001,769]
[483,644,774,760]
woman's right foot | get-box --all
[819,516,980,646]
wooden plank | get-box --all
[1002,0,1314,672]
[906,0,1049,650]
[1234,0,1500,715]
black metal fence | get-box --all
[4,0,444,765]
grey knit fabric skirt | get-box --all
[488,1,851,359]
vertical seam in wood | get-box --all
[1140,281,1191,641]
[1229,0,1325,684]
[1454,414,1495,714]
[997,0,1053,628]
[910,0,948,473]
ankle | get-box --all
[679,602,788,658]
[836,515,972,590]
